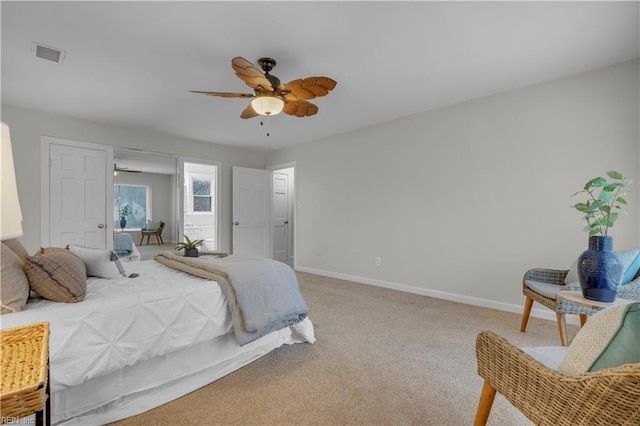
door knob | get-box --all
[284,221,289,224]
[234,221,239,226]
[97,224,105,229]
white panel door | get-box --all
[49,143,107,248]
[272,171,290,263]
[232,167,271,257]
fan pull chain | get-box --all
[260,116,271,137]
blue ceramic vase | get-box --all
[119,217,127,229]
[578,236,623,302]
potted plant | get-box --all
[118,205,129,229]
[571,170,633,302]
[176,235,204,258]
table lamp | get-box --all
[1,122,23,240]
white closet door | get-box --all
[232,167,271,257]
[48,142,107,248]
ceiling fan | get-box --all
[190,57,337,119]
[113,164,141,175]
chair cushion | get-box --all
[524,279,563,299]
[144,220,162,232]
[0,242,30,314]
[558,302,640,375]
[521,346,568,371]
[23,248,87,303]
[67,244,126,279]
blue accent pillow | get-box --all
[617,248,640,284]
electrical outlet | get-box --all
[375,257,381,266]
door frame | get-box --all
[116,147,180,244]
[40,136,114,248]
[179,156,222,250]
[266,161,297,269]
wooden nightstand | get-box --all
[0,322,51,425]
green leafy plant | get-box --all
[118,204,129,218]
[175,234,204,252]
[571,170,633,236]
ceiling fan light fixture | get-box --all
[251,95,284,116]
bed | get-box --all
[0,252,315,425]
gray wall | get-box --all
[266,60,640,312]
[1,106,264,253]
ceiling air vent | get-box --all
[32,42,66,63]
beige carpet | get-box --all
[111,272,573,426]
[135,243,176,261]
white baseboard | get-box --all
[296,266,580,326]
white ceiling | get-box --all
[2,1,638,153]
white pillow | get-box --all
[67,245,126,279]
[564,258,580,285]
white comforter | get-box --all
[0,260,232,392]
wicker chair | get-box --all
[474,330,640,426]
[520,268,640,346]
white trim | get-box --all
[41,136,114,248]
[266,161,297,269]
[295,265,580,326]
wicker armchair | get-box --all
[520,268,640,346]
[474,330,640,426]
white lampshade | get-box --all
[1,123,23,240]
[251,95,285,116]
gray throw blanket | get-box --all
[154,252,309,345]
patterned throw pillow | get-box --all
[23,248,87,303]
[558,302,640,375]
[0,242,30,313]
[67,245,126,278]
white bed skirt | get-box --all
[56,318,314,425]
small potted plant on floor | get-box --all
[571,170,633,301]
[176,235,204,258]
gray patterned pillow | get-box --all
[24,248,87,303]
[0,242,30,313]
[3,238,29,258]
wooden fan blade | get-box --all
[282,77,337,100]
[190,90,255,98]
[283,100,318,118]
[232,57,274,92]
[240,103,259,119]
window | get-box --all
[192,178,212,212]
[115,184,150,229]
